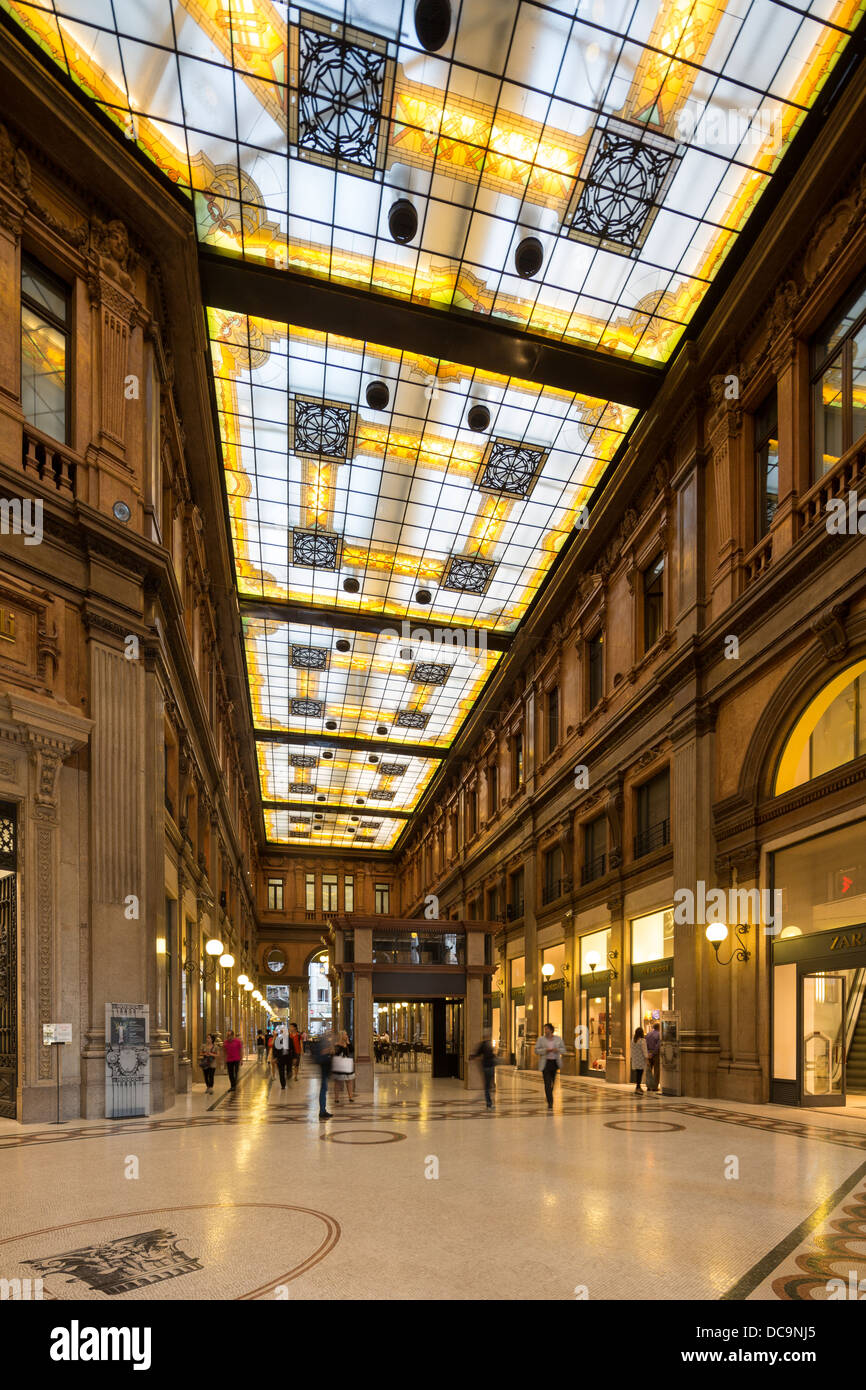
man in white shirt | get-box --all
[534,1022,566,1110]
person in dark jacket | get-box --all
[473,1032,498,1108]
[272,1021,292,1090]
[311,1029,334,1119]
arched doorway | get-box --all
[307,951,332,1036]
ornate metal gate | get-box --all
[0,802,17,1119]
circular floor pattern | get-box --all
[322,1129,407,1144]
[604,1120,686,1132]
[0,1203,341,1300]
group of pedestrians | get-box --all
[474,1017,663,1109]
[270,1019,303,1088]
[307,1028,355,1118]
[630,1019,661,1093]
[198,1029,244,1093]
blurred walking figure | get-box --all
[631,1027,649,1094]
[199,1033,218,1094]
[311,1029,334,1119]
[534,1022,566,1111]
[332,1029,355,1104]
[223,1030,243,1090]
[289,1022,303,1080]
[272,1019,292,1091]
[472,1031,498,1108]
[256,1030,265,1063]
[267,1027,278,1079]
[645,1018,661,1092]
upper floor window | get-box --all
[508,868,524,920]
[582,815,607,884]
[775,660,866,794]
[542,844,563,905]
[588,631,604,710]
[755,391,779,537]
[266,878,284,912]
[374,882,390,915]
[305,873,316,913]
[811,278,866,479]
[486,886,499,921]
[322,873,338,913]
[344,874,354,913]
[512,732,524,789]
[21,257,69,444]
[546,687,560,755]
[488,761,498,814]
[635,770,670,859]
[642,555,665,652]
[467,788,477,839]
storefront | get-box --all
[770,820,866,1106]
[578,929,611,1077]
[630,908,674,1036]
[510,955,525,1066]
[541,943,565,1035]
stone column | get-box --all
[605,886,627,1084]
[353,924,372,1093]
[464,930,485,1090]
[707,380,743,620]
[523,851,538,1065]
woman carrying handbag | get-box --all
[199,1033,218,1094]
[332,1029,355,1104]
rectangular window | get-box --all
[305,873,316,913]
[512,732,524,789]
[344,874,354,913]
[588,631,604,709]
[21,257,69,443]
[755,391,779,537]
[159,898,174,1042]
[486,887,499,921]
[467,788,477,839]
[546,687,560,755]
[542,845,563,904]
[267,878,284,912]
[508,868,524,920]
[582,816,607,883]
[643,555,665,651]
[811,278,866,478]
[635,770,670,858]
[375,882,390,914]
[322,873,338,912]
[488,761,498,813]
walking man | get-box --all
[272,1020,292,1091]
[472,1031,497,1109]
[645,1018,661,1092]
[534,1022,566,1111]
[289,1021,303,1080]
[311,1029,334,1119]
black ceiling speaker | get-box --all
[316,794,327,802]
[389,198,418,244]
[335,638,351,652]
[415,588,432,604]
[414,0,451,51]
[467,403,490,432]
[514,235,544,279]
[376,724,389,734]
[366,380,390,410]
[322,750,334,759]
[343,577,360,593]
[369,755,380,764]
[325,719,338,731]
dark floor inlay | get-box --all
[322,1129,407,1144]
[25,1229,200,1295]
[604,1120,686,1132]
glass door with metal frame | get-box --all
[801,972,846,1106]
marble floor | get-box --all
[0,1063,864,1301]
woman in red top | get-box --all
[222,1030,243,1090]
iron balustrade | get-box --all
[542,878,561,905]
[633,818,670,859]
[581,853,607,885]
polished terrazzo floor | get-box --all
[1,1062,864,1301]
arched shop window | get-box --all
[774,660,866,794]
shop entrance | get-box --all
[801,972,847,1105]
[578,973,611,1078]
[0,803,17,1120]
[373,998,464,1079]
[772,929,866,1106]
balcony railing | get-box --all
[541,878,561,905]
[22,425,77,494]
[581,853,606,885]
[634,818,670,859]
[798,442,866,536]
[506,900,524,921]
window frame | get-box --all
[587,629,604,711]
[374,882,391,915]
[546,685,560,756]
[305,873,316,913]
[20,254,71,445]
[642,554,665,653]
[266,877,284,912]
[810,275,866,480]
[754,389,779,539]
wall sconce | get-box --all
[705,922,750,964]
[541,962,555,980]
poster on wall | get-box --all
[105,1003,150,1119]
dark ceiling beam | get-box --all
[254,728,445,760]
[239,597,513,652]
[199,251,661,410]
[262,799,413,820]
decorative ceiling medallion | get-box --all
[441,555,496,595]
[291,644,329,670]
[369,788,396,800]
[289,397,357,460]
[288,782,317,795]
[477,438,547,498]
[409,661,452,685]
[289,13,394,179]
[378,763,407,777]
[565,117,681,257]
[395,709,430,729]
[290,698,324,717]
[290,754,318,768]
[291,529,341,569]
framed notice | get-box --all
[43,1023,72,1045]
[105,1003,150,1118]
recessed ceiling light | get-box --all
[515,235,544,279]
[356,798,365,804]
[343,577,360,593]
[388,198,418,244]
[414,0,451,52]
[467,404,490,432]
[369,755,379,764]
[316,794,327,801]
[365,380,390,410]
[321,750,334,760]
[376,725,389,735]
[325,720,338,731]
[335,638,351,652]
[415,589,432,604]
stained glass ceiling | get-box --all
[7,0,862,851]
[4,0,863,365]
